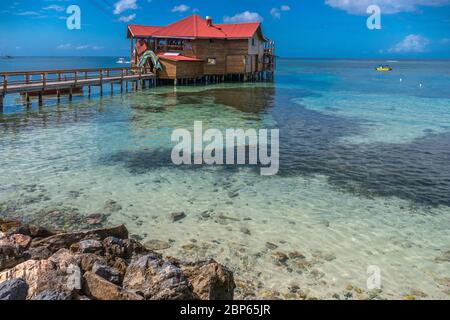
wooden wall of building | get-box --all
[181,39,257,75]
[175,60,204,78]
[153,34,266,79]
[157,58,204,79]
[157,59,177,79]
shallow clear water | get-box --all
[1,57,450,299]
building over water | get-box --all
[127,14,275,84]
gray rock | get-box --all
[103,236,125,256]
[83,271,143,300]
[123,254,194,300]
[25,246,53,261]
[0,245,28,271]
[30,225,129,254]
[71,240,104,255]
[0,278,29,300]
[92,262,121,285]
[32,289,71,300]
[180,259,236,300]
[169,212,186,223]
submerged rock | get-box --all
[288,251,306,260]
[0,278,28,300]
[435,250,450,263]
[311,250,336,262]
[169,212,186,223]
[272,252,289,265]
[85,213,106,226]
[410,288,427,298]
[103,200,122,213]
[265,242,278,250]
[144,239,171,251]
[0,219,22,233]
[240,227,251,235]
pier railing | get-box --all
[0,67,154,93]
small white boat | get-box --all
[116,57,130,64]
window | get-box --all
[207,58,216,65]
[252,37,255,46]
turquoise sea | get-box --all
[1,57,450,299]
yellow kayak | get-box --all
[376,65,393,71]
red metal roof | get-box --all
[128,25,162,38]
[157,53,203,62]
[128,14,262,40]
[214,23,262,39]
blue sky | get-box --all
[1,0,450,58]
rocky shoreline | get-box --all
[0,218,235,300]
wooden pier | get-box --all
[0,67,156,110]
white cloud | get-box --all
[16,11,40,16]
[270,8,281,19]
[77,45,103,50]
[224,11,263,23]
[57,43,73,50]
[389,34,430,53]
[171,4,190,13]
[271,5,291,19]
[118,13,136,22]
[325,0,450,15]
[43,5,65,12]
[113,0,137,15]
[57,44,103,51]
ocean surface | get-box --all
[1,57,450,299]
